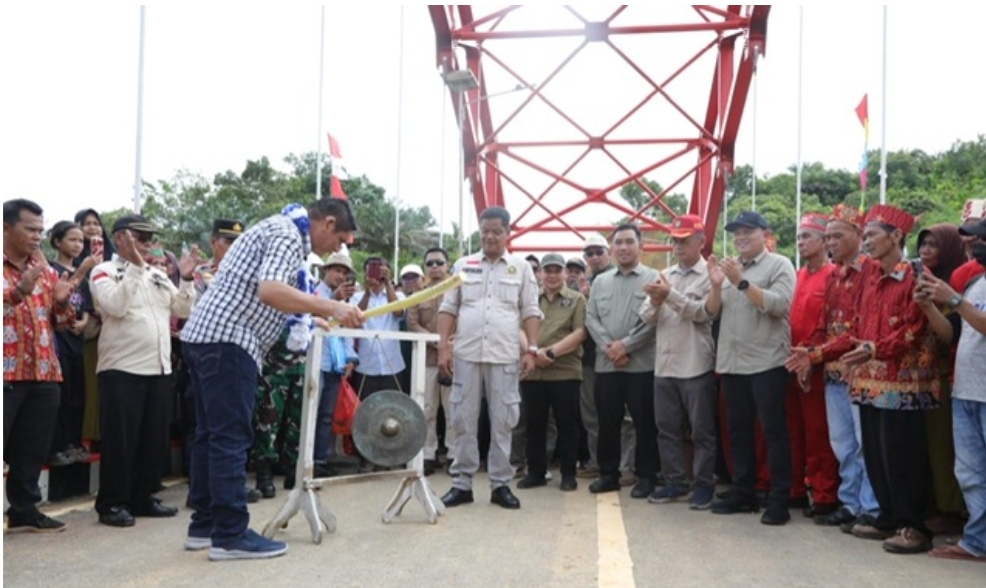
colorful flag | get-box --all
[327,133,348,199]
[855,94,869,204]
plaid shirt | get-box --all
[181,215,308,368]
[3,255,76,381]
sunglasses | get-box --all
[584,248,606,258]
[424,260,446,267]
[133,232,154,243]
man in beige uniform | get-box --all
[407,247,455,475]
[438,207,541,510]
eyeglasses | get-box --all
[584,249,606,258]
[424,260,446,267]
[401,274,420,281]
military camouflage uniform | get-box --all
[250,329,306,471]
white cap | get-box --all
[399,264,424,279]
[582,234,609,250]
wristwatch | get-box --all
[545,348,556,360]
[946,293,963,310]
[527,345,539,357]
[737,279,750,291]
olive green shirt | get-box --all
[527,287,585,382]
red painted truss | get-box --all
[429,5,769,252]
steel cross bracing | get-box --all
[429,5,769,252]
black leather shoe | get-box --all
[246,488,262,503]
[99,507,135,528]
[630,478,655,499]
[589,476,621,494]
[711,493,759,515]
[815,506,856,527]
[440,488,474,507]
[131,499,178,518]
[804,502,839,518]
[284,472,296,490]
[761,503,791,526]
[559,476,577,492]
[517,474,547,489]
[423,459,440,476]
[491,487,521,510]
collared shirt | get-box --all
[849,260,940,410]
[586,262,659,374]
[791,262,834,346]
[192,259,219,296]
[182,214,308,369]
[953,275,986,403]
[90,255,196,375]
[527,286,585,382]
[807,254,869,383]
[715,250,796,375]
[639,258,715,379]
[3,255,75,381]
[582,263,615,366]
[407,277,448,366]
[351,288,405,376]
[439,252,540,365]
[314,282,357,374]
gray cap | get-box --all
[541,252,566,269]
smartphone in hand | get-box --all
[91,236,104,258]
[366,260,382,280]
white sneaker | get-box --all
[184,536,211,551]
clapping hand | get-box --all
[719,257,743,286]
[178,244,201,280]
[707,255,725,288]
[643,276,671,305]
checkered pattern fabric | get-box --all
[181,215,308,368]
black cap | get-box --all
[213,219,245,238]
[959,218,986,239]
[725,210,769,232]
[111,214,159,234]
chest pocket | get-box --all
[498,278,522,304]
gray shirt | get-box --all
[639,258,716,379]
[439,252,541,365]
[953,276,986,403]
[715,250,796,375]
[586,262,659,374]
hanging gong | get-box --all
[352,390,427,467]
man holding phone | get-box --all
[351,257,405,401]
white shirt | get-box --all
[90,255,196,375]
[351,288,405,376]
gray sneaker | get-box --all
[647,485,689,504]
[688,486,715,510]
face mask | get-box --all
[972,241,986,269]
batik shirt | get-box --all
[3,255,76,381]
[807,254,868,384]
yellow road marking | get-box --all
[596,493,635,588]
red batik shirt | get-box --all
[807,254,868,383]
[848,260,940,410]
[3,255,75,382]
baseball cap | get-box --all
[112,214,159,234]
[725,210,769,232]
[583,234,609,250]
[669,214,705,238]
[399,264,424,279]
[540,253,565,269]
[565,257,586,271]
[959,218,986,239]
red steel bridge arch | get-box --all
[429,5,770,252]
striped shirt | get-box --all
[181,214,308,368]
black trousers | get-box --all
[722,367,791,505]
[859,404,932,533]
[95,370,173,513]
[595,371,659,480]
[521,379,580,478]
[54,344,86,451]
[3,382,59,518]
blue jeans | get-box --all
[183,342,258,546]
[954,398,986,557]
[315,372,342,463]
[825,381,878,517]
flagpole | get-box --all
[315,6,326,200]
[133,5,146,213]
[879,6,888,205]
[438,88,447,248]
[795,6,804,269]
[392,6,405,273]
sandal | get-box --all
[929,543,986,563]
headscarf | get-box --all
[163,249,181,287]
[73,208,116,262]
[917,223,966,282]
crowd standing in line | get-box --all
[4,194,986,565]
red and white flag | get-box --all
[327,133,349,199]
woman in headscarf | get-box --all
[916,223,969,533]
[73,208,116,263]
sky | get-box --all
[2,5,984,249]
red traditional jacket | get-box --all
[3,254,75,382]
[791,262,834,346]
[848,259,940,410]
[806,254,868,383]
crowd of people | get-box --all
[3,194,985,565]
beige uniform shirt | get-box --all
[406,278,446,366]
[639,258,716,379]
[439,252,541,364]
[714,250,796,375]
[91,256,197,375]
